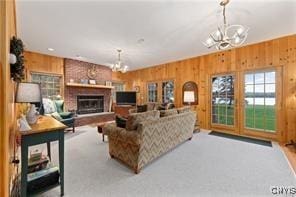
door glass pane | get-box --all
[265,72,275,83]
[211,75,235,126]
[245,74,254,85]
[255,73,264,84]
[162,81,174,103]
[244,70,276,132]
[148,82,158,102]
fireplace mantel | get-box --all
[66,83,114,89]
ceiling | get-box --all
[16,0,296,71]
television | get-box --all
[116,91,137,106]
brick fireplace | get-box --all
[77,95,104,114]
[64,59,112,113]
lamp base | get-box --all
[26,104,38,124]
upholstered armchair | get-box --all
[42,98,76,132]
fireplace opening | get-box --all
[77,95,104,114]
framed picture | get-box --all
[89,80,96,85]
[80,79,88,84]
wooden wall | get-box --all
[24,51,65,97]
[115,34,296,143]
[24,51,64,76]
[0,0,17,196]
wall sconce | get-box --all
[9,53,17,64]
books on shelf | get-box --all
[28,155,49,173]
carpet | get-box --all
[209,131,272,147]
[40,126,295,197]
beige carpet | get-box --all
[38,126,295,197]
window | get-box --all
[146,80,175,103]
[112,82,125,102]
[162,80,174,103]
[31,73,62,99]
[211,75,235,126]
[244,70,276,132]
[147,82,158,102]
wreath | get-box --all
[10,36,25,82]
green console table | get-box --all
[20,116,67,197]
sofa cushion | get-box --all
[116,115,127,128]
[42,98,57,114]
[146,103,155,111]
[137,104,148,113]
[177,106,191,114]
[126,110,160,131]
[160,108,178,117]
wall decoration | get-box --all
[182,81,198,105]
[80,79,88,84]
[10,36,25,82]
[89,79,96,85]
[87,65,97,79]
[134,86,140,93]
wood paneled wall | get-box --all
[24,51,64,76]
[0,0,17,196]
[114,34,296,143]
[24,51,65,97]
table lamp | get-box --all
[183,91,195,106]
[16,82,41,124]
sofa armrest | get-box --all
[103,124,141,145]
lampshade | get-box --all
[16,82,41,103]
[184,91,195,103]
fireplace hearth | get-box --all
[77,95,104,114]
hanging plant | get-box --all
[10,36,25,82]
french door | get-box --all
[210,68,281,140]
[241,68,281,140]
[211,74,237,131]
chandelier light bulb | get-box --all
[234,36,241,44]
[237,27,244,35]
[215,30,221,37]
[206,38,213,45]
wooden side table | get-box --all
[20,116,67,197]
[97,121,116,142]
[114,105,135,118]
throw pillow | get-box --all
[160,109,178,117]
[42,98,57,114]
[54,100,64,113]
[177,106,191,114]
[137,104,147,113]
[126,110,160,131]
[116,115,127,128]
[157,105,166,110]
[146,103,155,111]
[166,103,175,109]
[51,112,62,121]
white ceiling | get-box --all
[16,0,296,71]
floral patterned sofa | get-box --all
[103,107,196,173]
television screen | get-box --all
[116,91,136,106]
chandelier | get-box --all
[203,0,249,50]
[110,49,128,73]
